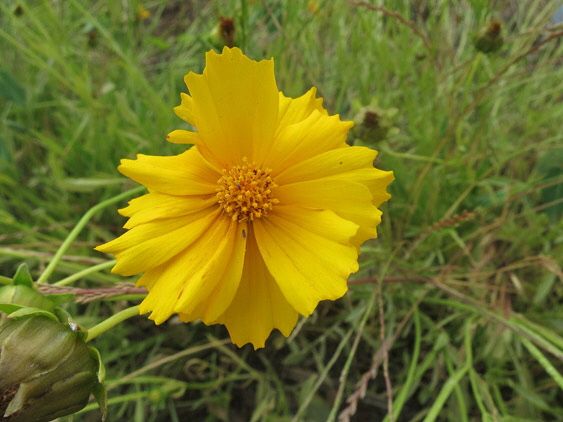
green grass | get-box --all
[1,0,563,420]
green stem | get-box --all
[521,337,563,391]
[77,378,186,415]
[422,322,473,422]
[37,186,145,284]
[383,309,421,422]
[86,305,140,342]
[53,260,116,286]
[77,391,153,415]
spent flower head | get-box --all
[96,47,394,348]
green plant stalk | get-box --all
[383,309,422,422]
[422,321,472,422]
[468,368,489,418]
[412,346,442,385]
[294,328,354,422]
[521,337,563,391]
[444,350,469,422]
[258,354,291,414]
[76,391,153,416]
[37,187,145,284]
[54,260,116,286]
[426,284,563,360]
[512,314,563,351]
[85,305,140,342]
[106,375,186,386]
[327,254,400,421]
[67,0,168,113]
[78,375,188,416]
[327,282,379,422]
[0,20,71,95]
[490,382,508,416]
[509,315,563,360]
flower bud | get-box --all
[352,102,399,144]
[474,21,504,54]
[208,17,236,49]
[0,315,100,422]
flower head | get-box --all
[96,47,394,348]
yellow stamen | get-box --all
[216,157,278,222]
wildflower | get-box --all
[136,5,150,21]
[96,47,394,348]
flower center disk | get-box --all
[216,157,278,222]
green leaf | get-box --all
[0,69,26,106]
[536,149,563,221]
[45,293,75,306]
[91,378,108,422]
[88,346,106,383]
[0,133,11,163]
[6,306,58,321]
[13,263,34,287]
[0,303,24,314]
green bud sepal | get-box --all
[0,265,107,421]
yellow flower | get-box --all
[96,47,394,349]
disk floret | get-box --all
[216,157,278,222]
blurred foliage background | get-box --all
[1,0,563,421]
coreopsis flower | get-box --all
[96,47,394,348]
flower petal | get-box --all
[118,146,220,195]
[254,206,358,316]
[173,92,195,126]
[119,192,217,229]
[96,208,220,276]
[211,227,298,349]
[275,145,377,185]
[138,214,243,324]
[174,220,247,322]
[276,88,326,133]
[324,168,394,208]
[184,47,279,166]
[166,129,200,145]
[265,110,353,174]
[275,179,381,246]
